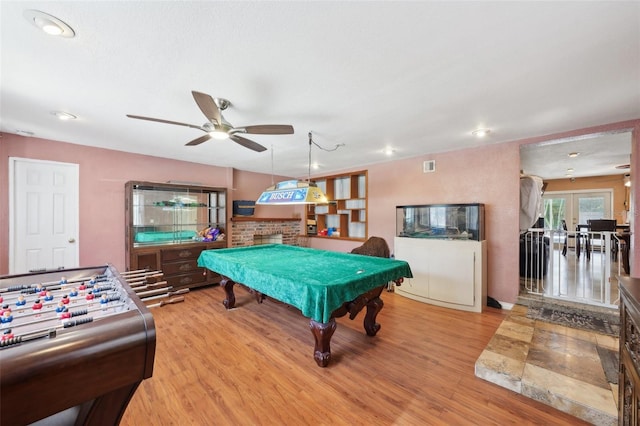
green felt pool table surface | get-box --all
[197,244,413,323]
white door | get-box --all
[9,158,79,274]
[543,191,613,230]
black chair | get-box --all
[520,231,549,278]
[586,219,618,260]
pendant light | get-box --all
[256,132,334,205]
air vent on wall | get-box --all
[423,160,436,173]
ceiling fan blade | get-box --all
[191,91,222,125]
[230,135,267,152]
[126,114,204,131]
[241,125,294,135]
[185,134,212,146]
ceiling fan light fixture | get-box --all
[472,128,490,138]
[52,111,77,120]
[209,129,229,140]
[24,10,75,38]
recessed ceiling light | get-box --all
[472,129,490,138]
[568,152,580,158]
[23,10,75,38]
[51,111,77,120]
[383,147,395,156]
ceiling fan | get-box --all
[126,91,294,152]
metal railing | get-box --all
[521,229,619,307]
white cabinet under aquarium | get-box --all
[394,203,487,312]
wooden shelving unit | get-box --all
[307,170,367,241]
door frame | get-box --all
[8,157,80,274]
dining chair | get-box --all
[586,219,618,260]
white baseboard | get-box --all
[499,301,515,310]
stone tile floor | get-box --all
[475,304,619,425]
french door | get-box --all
[542,190,613,231]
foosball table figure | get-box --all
[0,265,156,425]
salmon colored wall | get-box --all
[0,134,278,274]
[545,174,629,224]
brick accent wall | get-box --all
[231,219,301,247]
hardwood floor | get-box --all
[120,285,589,425]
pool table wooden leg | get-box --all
[364,296,383,336]
[309,318,337,367]
[220,276,236,309]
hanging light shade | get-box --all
[256,180,328,205]
[256,132,335,205]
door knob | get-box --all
[68,237,76,243]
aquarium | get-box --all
[396,203,485,241]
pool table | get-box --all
[197,244,413,367]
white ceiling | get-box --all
[1,1,639,179]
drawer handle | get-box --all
[179,264,193,272]
[178,250,193,258]
[180,277,193,284]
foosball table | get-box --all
[0,264,156,425]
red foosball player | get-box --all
[61,295,70,304]
[78,283,87,291]
[0,295,3,304]
[32,299,43,310]
[59,309,71,320]
[85,291,95,301]
[2,329,14,341]
[1,304,11,316]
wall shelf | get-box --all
[306,170,367,241]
